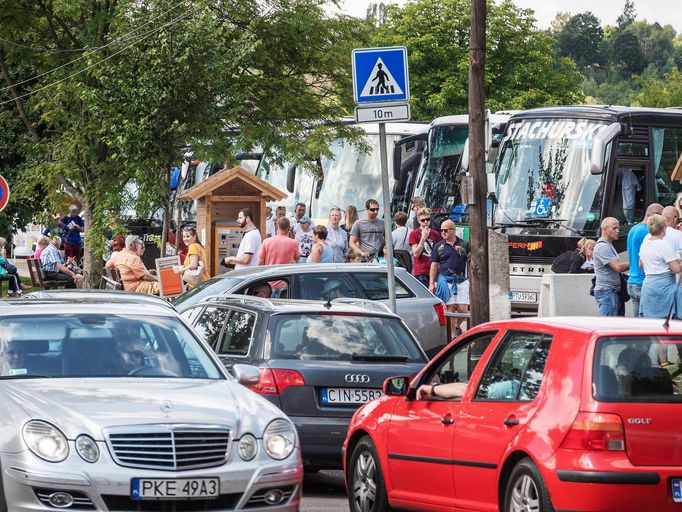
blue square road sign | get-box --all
[352,47,409,104]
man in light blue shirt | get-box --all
[626,203,663,317]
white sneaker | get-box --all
[6,291,14,297]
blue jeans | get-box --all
[594,288,621,317]
[627,282,642,317]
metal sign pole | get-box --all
[378,122,397,313]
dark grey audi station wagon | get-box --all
[181,296,428,470]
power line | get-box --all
[0,0,191,93]
[0,4,203,107]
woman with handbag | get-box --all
[178,227,210,287]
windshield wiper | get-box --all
[0,375,53,380]
[351,353,409,362]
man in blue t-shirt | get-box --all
[429,219,470,337]
[60,204,84,261]
[626,203,663,317]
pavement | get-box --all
[9,258,31,279]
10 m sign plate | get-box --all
[355,104,410,123]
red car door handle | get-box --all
[441,416,454,425]
[504,417,520,426]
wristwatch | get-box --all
[431,383,438,397]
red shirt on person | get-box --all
[259,234,300,290]
[408,228,441,277]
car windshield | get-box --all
[269,313,425,362]
[593,336,682,402]
[0,314,223,379]
[495,118,608,233]
[173,277,244,309]
[413,124,468,211]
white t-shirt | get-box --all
[235,228,262,270]
[643,226,682,254]
[639,238,678,275]
[265,218,276,238]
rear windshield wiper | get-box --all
[351,353,409,362]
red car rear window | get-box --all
[593,336,682,402]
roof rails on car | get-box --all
[202,294,276,309]
[329,298,394,315]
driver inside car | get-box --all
[0,340,27,376]
[112,339,147,374]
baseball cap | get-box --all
[300,215,312,224]
[69,204,78,212]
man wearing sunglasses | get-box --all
[430,219,470,337]
[350,199,385,260]
[112,339,148,375]
[409,207,441,287]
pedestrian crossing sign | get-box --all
[352,47,409,104]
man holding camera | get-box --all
[60,204,84,261]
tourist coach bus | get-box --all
[493,106,682,314]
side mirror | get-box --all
[461,138,470,172]
[393,145,403,180]
[590,122,622,174]
[383,376,410,396]
[286,165,296,193]
[232,364,261,386]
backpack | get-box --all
[393,249,413,274]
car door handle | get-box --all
[503,417,520,426]
[441,416,454,425]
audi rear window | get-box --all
[269,314,426,362]
[593,336,682,403]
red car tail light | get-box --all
[434,302,447,327]
[560,412,625,451]
[249,368,305,395]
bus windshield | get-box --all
[495,118,608,232]
[413,124,468,211]
[312,134,397,220]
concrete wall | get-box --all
[538,273,633,317]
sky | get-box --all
[333,0,682,33]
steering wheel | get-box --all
[128,365,177,377]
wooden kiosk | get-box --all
[178,166,287,277]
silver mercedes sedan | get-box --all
[0,299,301,511]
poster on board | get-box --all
[155,256,184,298]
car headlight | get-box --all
[22,421,69,462]
[263,419,296,460]
[238,434,257,461]
[75,434,100,463]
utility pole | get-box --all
[468,0,489,326]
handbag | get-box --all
[182,260,206,287]
[619,273,631,303]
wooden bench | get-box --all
[26,258,68,290]
[100,266,124,290]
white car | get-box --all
[0,298,301,511]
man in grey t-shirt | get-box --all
[350,199,385,259]
[593,217,629,316]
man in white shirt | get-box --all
[265,206,276,238]
[223,208,262,270]
[290,202,315,236]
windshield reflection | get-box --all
[495,118,607,232]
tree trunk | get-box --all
[81,200,101,289]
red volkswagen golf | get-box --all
[343,317,682,512]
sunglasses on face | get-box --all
[122,350,145,359]
[367,208,379,212]
[419,218,430,223]
[440,228,453,233]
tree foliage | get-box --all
[633,67,682,107]
[371,0,583,119]
[0,0,368,284]
[557,12,604,69]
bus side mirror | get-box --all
[393,145,403,180]
[393,152,422,195]
[590,122,623,174]
[486,173,498,203]
[287,165,296,193]
[314,159,323,199]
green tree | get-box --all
[372,0,583,118]
[0,0,367,285]
[609,27,646,75]
[616,0,637,29]
[633,67,682,107]
[557,12,604,70]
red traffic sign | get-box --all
[0,175,9,212]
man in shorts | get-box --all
[429,219,470,337]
